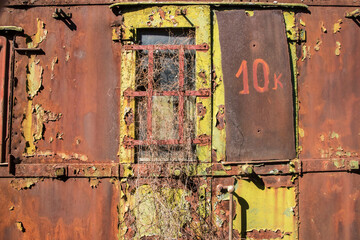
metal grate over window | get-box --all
[122,29,210,161]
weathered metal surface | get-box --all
[119,5,212,163]
[297,6,360,240]
[0,36,7,163]
[0,178,119,239]
[299,173,360,239]
[212,177,297,239]
[4,0,358,7]
[118,177,212,239]
[298,7,360,162]
[0,6,120,163]
[216,10,295,161]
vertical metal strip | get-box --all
[146,50,154,143]
[178,47,185,143]
[0,37,6,163]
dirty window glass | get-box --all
[134,28,196,162]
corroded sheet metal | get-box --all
[0,178,119,239]
[0,36,7,162]
[212,177,297,239]
[4,0,360,7]
[216,10,295,161]
[298,7,360,160]
[299,173,360,239]
[0,6,120,162]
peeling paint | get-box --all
[321,21,327,33]
[300,18,306,26]
[314,39,322,51]
[16,221,25,232]
[233,180,296,238]
[298,127,304,138]
[89,178,100,188]
[245,10,254,17]
[247,229,291,239]
[26,59,43,99]
[335,41,341,56]
[33,104,62,141]
[333,19,342,34]
[10,178,42,190]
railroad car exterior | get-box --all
[0,0,359,239]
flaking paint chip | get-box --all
[335,41,341,56]
[16,221,25,232]
[333,19,342,34]
[314,39,322,51]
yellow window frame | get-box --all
[119,5,211,164]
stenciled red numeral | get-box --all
[235,59,282,94]
[235,60,249,94]
[253,58,269,93]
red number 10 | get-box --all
[235,59,283,95]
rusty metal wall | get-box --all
[0,6,120,163]
[298,6,360,240]
[0,178,120,239]
[4,0,360,7]
[0,1,359,240]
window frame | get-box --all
[119,5,212,164]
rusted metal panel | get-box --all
[216,10,295,161]
[0,36,7,163]
[299,173,360,240]
[298,7,360,161]
[0,6,120,163]
[0,178,119,239]
[4,0,360,7]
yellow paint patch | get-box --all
[321,21,327,33]
[245,10,254,17]
[212,13,226,162]
[233,180,296,239]
[335,41,341,56]
[314,39,322,51]
[298,128,305,138]
[300,18,306,26]
[27,18,47,48]
[10,178,42,190]
[23,100,36,155]
[16,221,25,232]
[333,19,342,34]
[26,59,43,99]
